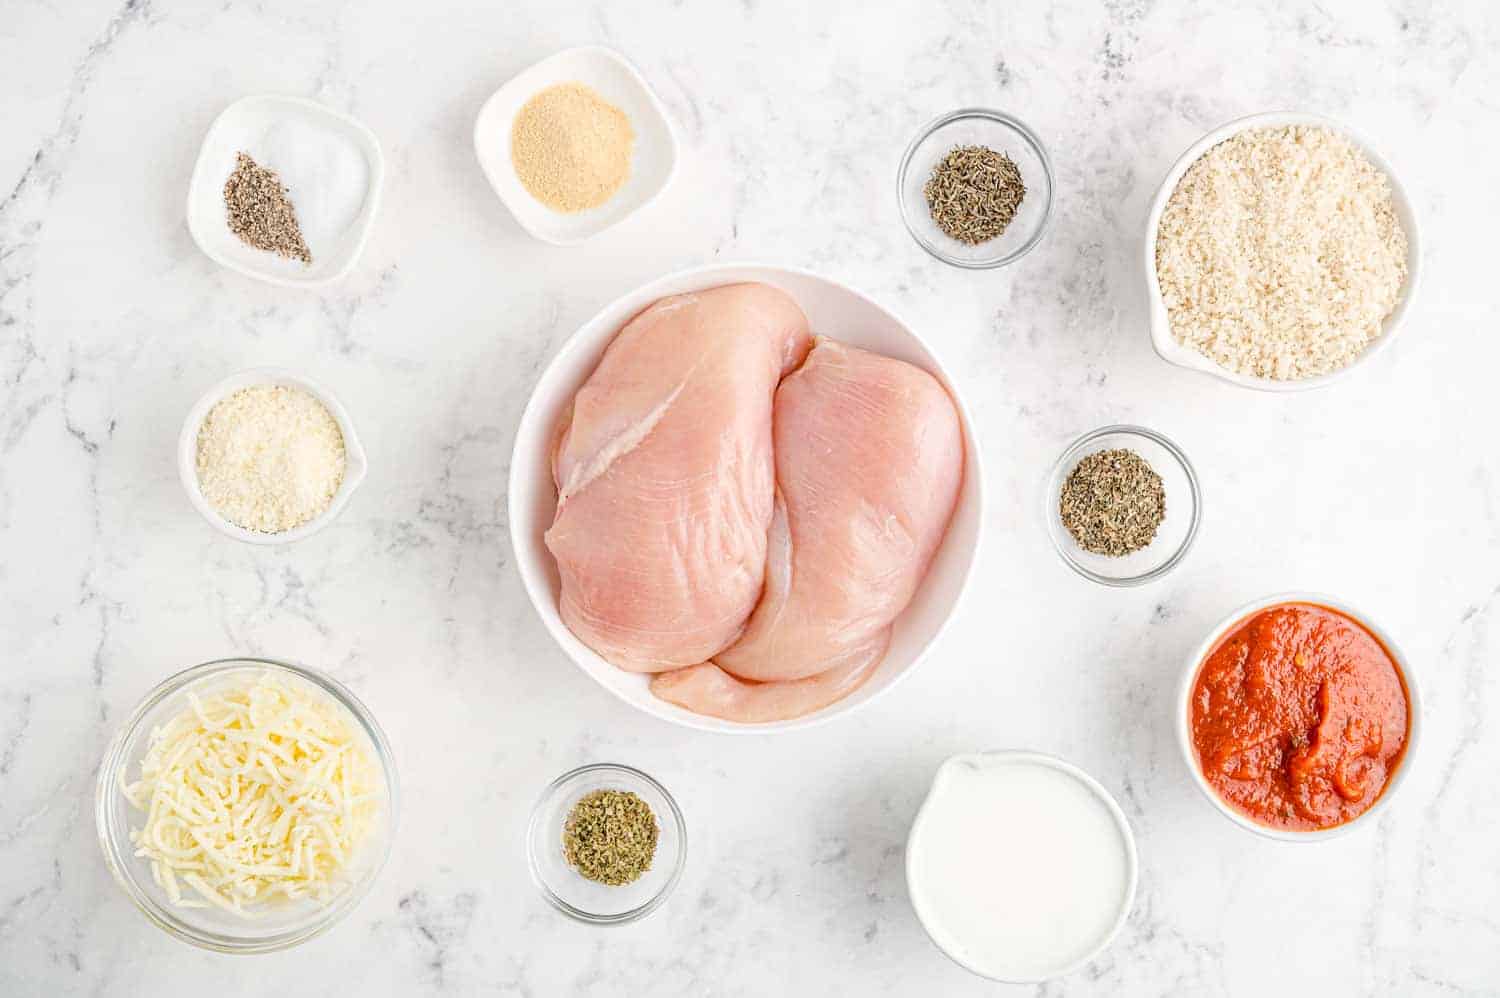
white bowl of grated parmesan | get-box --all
[1144,111,1421,391]
[178,367,367,544]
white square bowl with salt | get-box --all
[187,95,384,287]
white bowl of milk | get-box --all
[905,751,1138,983]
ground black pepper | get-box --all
[223,151,313,264]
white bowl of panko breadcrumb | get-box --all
[179,368,367,545]
[1145,112,1421,391]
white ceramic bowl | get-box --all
[1144,111,1421,391]
[178,367,368,545]
[905,751,1138,983]
[474,45,678,246]
[1175,592,1422,841]
[187,95,384,288]
[507,263,983,733]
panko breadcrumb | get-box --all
[1154,124,1408,380]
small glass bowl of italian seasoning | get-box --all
[1044,425,1201,587]
[527,763,686,925]
[897,108,1054,269]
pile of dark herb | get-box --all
[563,789,658,886]
[923,144,1026,245]
[1059,448,1166,557]
[223,152,313,265]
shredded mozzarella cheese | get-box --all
[121,671,381,916]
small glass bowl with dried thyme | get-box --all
[898,108,1054,268]
[527,763,686,925]
[1044,425,1202,587]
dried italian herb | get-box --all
[1059,448,1165,557]
[923,144,1026,245]
[562,789,658,886]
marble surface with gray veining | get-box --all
[2,0,1498,995]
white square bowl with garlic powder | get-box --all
[178,368,367,545]
[474,45,678,246]
[186,95,384,287]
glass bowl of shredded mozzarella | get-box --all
[96,658,398,952]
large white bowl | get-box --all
[1144,111,1421,391]
[507,264,983,733]
[1175,592,1422,841]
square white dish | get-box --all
[473,45,678,246]
[186,95,384,288]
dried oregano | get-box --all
[562,789,658,886]
[1059,448,1166,557]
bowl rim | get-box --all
[177,366,368,546]
[94,656,400,953]
[897,107,1055,269]
[525,762,688,925]
[505,260,985,734]
[1174,592,1423,841]
[184,94,385,288]
[1143,110,1422,392]
[472,44,680,247]
[1044,424,1202,587]
[904,749,1139,983]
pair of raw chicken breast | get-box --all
[546,283,964,722]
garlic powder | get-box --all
[196,384,346,533]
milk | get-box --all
[905,753,1135,982]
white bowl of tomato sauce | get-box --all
[1176,593,1421,841]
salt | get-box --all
[250,118,369,258]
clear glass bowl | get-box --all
[527,763,686,925]
[1045,425,1202,587]
[95,658,399,953]
[898,108,1055,268]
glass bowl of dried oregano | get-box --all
[897,108,1055,269]
[1044,425,1202,587]
[527,763,686,925]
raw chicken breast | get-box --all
[545,284,812,672]
[651,646,885,724]
[712,338,964,684]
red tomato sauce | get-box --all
[1189,602,1410,831]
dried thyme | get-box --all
[562,789,658,886]
[223,152,313,264]
[923,145,1026,245]
[1059,448,1165,557]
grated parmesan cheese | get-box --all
[120,671,381,916]
[196,384,346,533]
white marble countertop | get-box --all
[3,0,1498,994]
